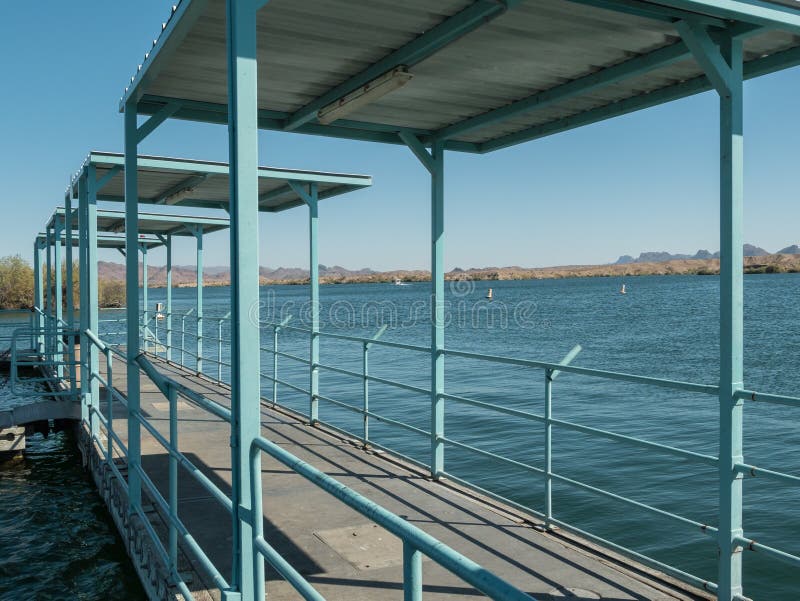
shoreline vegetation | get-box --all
[106,253,800,289]
[2,254,798,310]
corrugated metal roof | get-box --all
[71,151,371,212]
[47,206,228,237]
[121,0,800,153]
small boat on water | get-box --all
[394,278,410,286]
[486,288,493,300]
[620,283,627,295]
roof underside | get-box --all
[40,232,163,250]
[72,152,371,212]
[124,0,800,154]
[47,205,230,236]
[94,209,230,236]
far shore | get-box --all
[132,254,800,289]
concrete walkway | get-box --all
[100,355,712,601]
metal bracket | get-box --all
[95,165,123,191]
[137,101,182,143]
[549,344,582,381]
[365,324,388,349]
[399,131,435,174]
[675,20,734,96]
[287,180,318,207]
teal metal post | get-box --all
[45,226,52,357]
[195,228,204,374]
[431,141,445,479]
[226,0,261,596]
[544,368,554,528]
[33,239,43,353]
[141,244,149,353]
[78,176,89,426]
[166,234,172,362]
[718,35,744,601]
[54,215,64,378]
[124,98,142,517]
[87,166,100,441]
[308,184,319,424]
[403,541,423,601]
[65,194,76,398]
[168,384,179,573]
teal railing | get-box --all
[81,327,535,601]
[117,309,800,599]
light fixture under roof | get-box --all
[317,66,414,125]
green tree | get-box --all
[0,255,34,309]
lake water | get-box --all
[4,274,799,599]
[0,376,145,601]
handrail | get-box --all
[249,435,535,601]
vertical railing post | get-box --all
[363,324,387,448]
[402,541,422,601]
[430,141,445,479]
[166,234,173,362]
[226,0,261,595]
[168,383,179,573]
[544,345,580,530]
[718,35,745,601]
[106,349,113,465]
[124,98,142,518]
[181,312,188,367]
[218,317,224,382]
[544,368,554,529]
[272,325,279,407]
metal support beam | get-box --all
[78,176,89,427]
[283,0,520,130]
[156,173,210,205]
[402,133,445,478]
[193,227,204,374]
[140,244,149,351]
[54,214,63,379]
[96,164,123,191]
[33,239,43,354]
[307,184,320,424]
[166,235,173,362]
[64,192,76,398]
[653,0,800,35]
[137,100,181,143]
[87,165,100,442]
[717,33,745,601]
[676,20,734,96]
[226,0,261,596]
[124,98,142,517]
[562,0,728,26]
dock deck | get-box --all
[101,355,711,601]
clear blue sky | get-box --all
[1,2,799,271]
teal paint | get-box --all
[78,176,89,427]
[53,215,63,379]
[403,542,422,601]
[64,193,76,398]
[717,35,745,601]
[124,98,142,517]
[33,239,43,353]
[308,184,319,424]
[430,141,445,479]
[45,226,52,358]
[168,384,179,573]
[166,234,172,362]
[87,165,100,442]
[141,244,149,351]
[226,0,261,595]
[195,228,203,374]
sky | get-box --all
[1,2,799,272]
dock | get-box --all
[100,354,709,601]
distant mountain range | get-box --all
[615,243,799,264]
[96,242,800,288]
